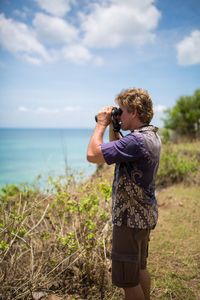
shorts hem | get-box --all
[112,281,139,288]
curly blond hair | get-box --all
[115,88,154,124]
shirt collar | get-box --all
[131,125,158,133]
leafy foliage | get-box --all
[0,143,200,299]
[157,143,199,187]
[163,89,200,138]
[0,166,114,300]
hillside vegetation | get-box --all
[0,141,200,300]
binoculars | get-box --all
[95,107,122,133]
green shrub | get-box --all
[0,142,199,299]
[157,145,198,186]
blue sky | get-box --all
[0,0,200,128]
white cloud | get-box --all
[22,54,43,65]
[154,104,167,113]
[0,13,51,65]
[176,30,200,66]
[36,0,75,17]
[0,12,102,66]
[0,0,162,66]
[36,107,60,114]
[62,44,103,65]
[33,13,78,45]
[18,106,31,112]
[80,0,161,48]
[18,106,59,114]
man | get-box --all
[87,88,161,300]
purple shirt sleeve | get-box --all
[101,134,142,165]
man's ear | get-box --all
[131,109,137,119]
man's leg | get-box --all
[139,269,151,300]
[123,269,150,300]
[124,285,144,300]
[112,226,151,300]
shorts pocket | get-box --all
[123,261,138,284]
[111,252,139,287]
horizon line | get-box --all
[0,126,94,130]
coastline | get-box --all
[0,127,98,188]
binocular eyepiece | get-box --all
[111,107,122,118]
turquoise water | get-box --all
[0,128,106,187]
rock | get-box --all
[32,291,47,300]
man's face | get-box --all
[118,105,135,131]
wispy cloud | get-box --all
[13,7,32,20]
[176,30,200,66]
[0,13,52,65]
[35,0,75,17]
[18,106,81,114]
[33,13,78,45]
[18,106,31,112]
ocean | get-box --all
[0,128,108,187]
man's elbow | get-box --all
[87,153,95,163]
[87,152,105,164]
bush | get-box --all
[157,144,198,187]
[0,169,116,300]
[0,145,199,299]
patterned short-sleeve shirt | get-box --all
[101,125,161,229]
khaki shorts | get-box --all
[111,225,150,288]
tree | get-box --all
[163,89,200,138]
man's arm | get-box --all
[109,123,120,141]
[87,123,106,164]
[87,106,113,164]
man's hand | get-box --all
[87,106,114,164]
[96,106,114,127]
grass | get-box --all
[0,141,200,299]
[150,185,200,300]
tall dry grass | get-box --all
[0,141,200,299]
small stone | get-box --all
[32,291,47,300]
